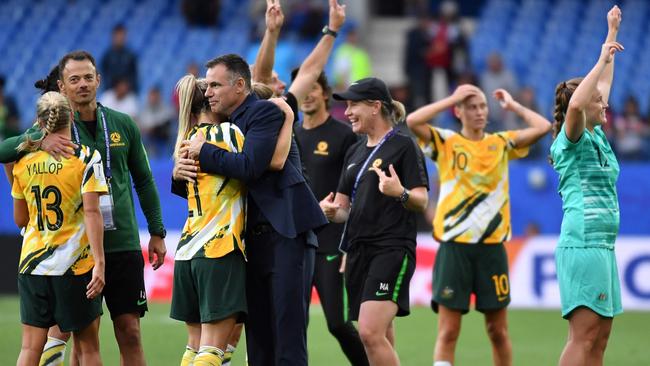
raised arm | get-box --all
[288,0,346,102]
[565,41,623,142]
[493,88,551,148]
[252,0,284,84]
[599,5,622,104]
[406,84,481,143]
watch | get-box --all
[151,228,167,239]
[322,25,338,38]
[398,188,410,204]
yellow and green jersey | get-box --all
[418,126,528,244]
[175,122,246,261]
[11,145,108,275]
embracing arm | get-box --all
[198,101,284,183]
[0,125,41,163]
[268,97,295,171]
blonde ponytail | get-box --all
[17,92,71,153]
[390,100,406,124]
[174,75,210,160]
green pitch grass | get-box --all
[0,296,648,365]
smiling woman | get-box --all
[320,76,429,365]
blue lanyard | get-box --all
[349,129,396,206]
[339,129,396,253]
[71,105,112,181]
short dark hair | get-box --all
[205,54,251,91]
[58,50,97,79]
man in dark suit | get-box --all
[180,54,327,366]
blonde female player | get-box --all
[551,6,623,366]
[406,83,551,366]
[170,75,293,366]
[12,91,107,366]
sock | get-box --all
[222,344,236,366]
[434,361,452,366]
[193,346,224,366]
[39,337,67,366]
[181,345,198,366]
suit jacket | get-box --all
[198,94,327,239]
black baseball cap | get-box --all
[332,77,393,106]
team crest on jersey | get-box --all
[371,158,383,169]
[488,144,497,151]
[441,286,454,299]
[314,141,329,156]
[110,132,126,147]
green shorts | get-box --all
[556,247,623,319]
[170,251,247,323]
[432,242,510,313]
[18,272,103,332]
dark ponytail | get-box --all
[552,77,583,138]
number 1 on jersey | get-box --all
[191,181,203,217]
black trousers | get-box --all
[312,252,369,366]
[245,227,309,366]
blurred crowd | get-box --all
[1,0,648,161]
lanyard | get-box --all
[339,129,396,253]
[349,129,396,206]
[71,105,112,181]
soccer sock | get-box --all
[180,345,198,366]
[39,337,67,366]
[222,344,236,366]
[193,346,224,366]
[433,361,452,366]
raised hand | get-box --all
[371,164,403,198]
[266,0,284,34]
[600,41,624,64]
[451,84,481,104]
[329,0,346,32]
[493,88,517,111]
[319,192,339,220]
[607,5,622,32]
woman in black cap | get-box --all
[320,77,429,365]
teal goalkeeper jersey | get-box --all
[551,124,620,249]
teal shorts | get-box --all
[555,247,623,319]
